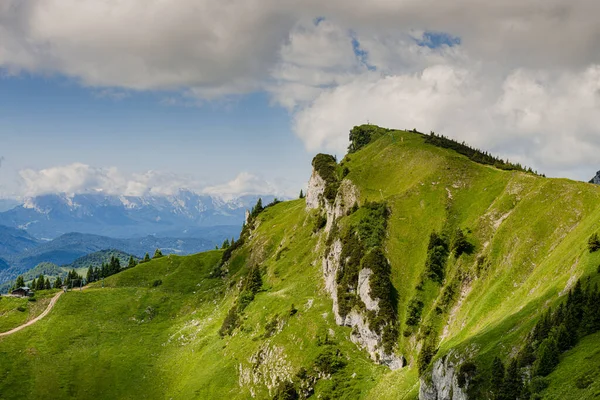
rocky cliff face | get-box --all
[590,171,600,185]
[308,162,403,370]
[419,353,469,400]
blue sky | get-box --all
[1,2,599,199]
[0,74,310,198]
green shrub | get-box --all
[313,347,346,375]
[313,214,327,233]
[152,279,162,287]
[588,233,600,252]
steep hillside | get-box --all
[1,126,600,399]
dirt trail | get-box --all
[0,290,64,337]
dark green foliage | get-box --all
[491,356,505,394]
[452,228,473,257]
[141,253,151,263]
[263,315,279,338]
[348,125,375,153]
[533,336,559,376]
[313,214,327,233]
[289,304,297,316]
[311,154,339,204]
[153,249,164,259]
[356,202,389,249]
[44,278,51,290]
[424,232,450,283]
[127,256,137,269]
[457,361,477,388]
[250,198,264,218]
[313,347,346,375]
[528,377,548,396]
[272,381,299,400]
[299,190,304,199]
[219,265,263,336]
[363,247,398,352]
[64,269,82,287]
[405,299,425,327]
[152,279,162,287]
[499,359,523,400]
[424,131,538,175]
[53,276,62,289]
[219,307,239,337]
[418,337,437,374]
[336,228,364,320]
[14,275,25,289]
[35,274,45,290]
[347,125,388,153]
[588,233,600,252]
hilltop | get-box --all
[1,125,600,399]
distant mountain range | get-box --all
[0,227,229,285]
[0,190,276,286]
[0,191,274,239]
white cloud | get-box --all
[2,1,600,179]
[18,163,198,197]
[202,172,283,200]
[15,163,284,199]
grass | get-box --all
[2,127,600,398]
[0,289,60,333]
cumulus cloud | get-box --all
[202,172,282,200]
[16,163,282,199]
[2,1,600,178]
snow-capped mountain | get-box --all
[0,190,275,239]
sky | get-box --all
[1,0,599,199]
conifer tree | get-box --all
[500,359,523,399]
[31,278,36,290]
[53,276,63,289]
[588,233,600,252]
[534,336,559,376]
[153,248,163,259]
[143,253,151,263]
[37,274,45,290]
[87,266,94,283]
[128,256,137,269]
[44,278,51,290]
[15,275,25,289]
[491,356,505,394]
[299,189,304,199]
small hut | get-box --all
[11,287,33,297]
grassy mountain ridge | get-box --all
[1,126,599,399]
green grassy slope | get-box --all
[1,127,599,399]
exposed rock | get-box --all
[357,268,379,312]
[322,239,344,325]
[325,179,359,232]
[310,160,402,370]
[321,221,402,370]
[419,353,468,400]
[238,342,294,398]
[590,170,600,185]
[306,169,326,210]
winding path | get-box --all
[0,290,64,337]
